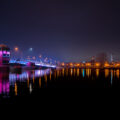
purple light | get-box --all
[0,51,2,56]
[0,83,2,94]
[3,51,7,54]
[7,52,10,55]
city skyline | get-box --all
[0,0,120,101]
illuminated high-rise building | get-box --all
[0,45,10,66]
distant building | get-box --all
[0,45,10,65]
[111,54,113,62]
[96,53,108,65]
[90,56,95,65]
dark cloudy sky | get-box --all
[0,0,120,62]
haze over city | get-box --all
[1,0,120,104]
[0,0,120,62]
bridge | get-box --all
[0,44,56,68]
[9,59,56,68]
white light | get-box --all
[29,48,33,51]
[29,84,32,94]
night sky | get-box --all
[0,0,120,62]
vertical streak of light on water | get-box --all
[82,69,85,78]
[111,70,113,85]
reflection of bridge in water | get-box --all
[1,68,120,96]
[0,69,52,96]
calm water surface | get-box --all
[0,68,120,103]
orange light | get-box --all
[96,69,99,77]
[76,64,80,67]
[95,63,100,67]
[86,63,91,66]
[104,62,110,67]
[61,63,65,66]
[14,47,19,52]
[70,63,73,66]
[81,64,84,67]
[14,83,18,96]
[105,69,109,77]
[116,69,119,78]
[115,63,120,67]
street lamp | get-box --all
[13,46,19,60]
[29,48,33,52]
[14,47,19,52]
[39,55,42,58]
[39,55,42,63]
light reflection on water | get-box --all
[116,69,119,79]
[105,69,109,78]
[0,69,51,96]
[82,69,85,78]
[0,68,120,97]
[111,70,113,85]
[86,69,91,77]
[9,69,50,85]
[77,68,79,77]
[96,69,100,77]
